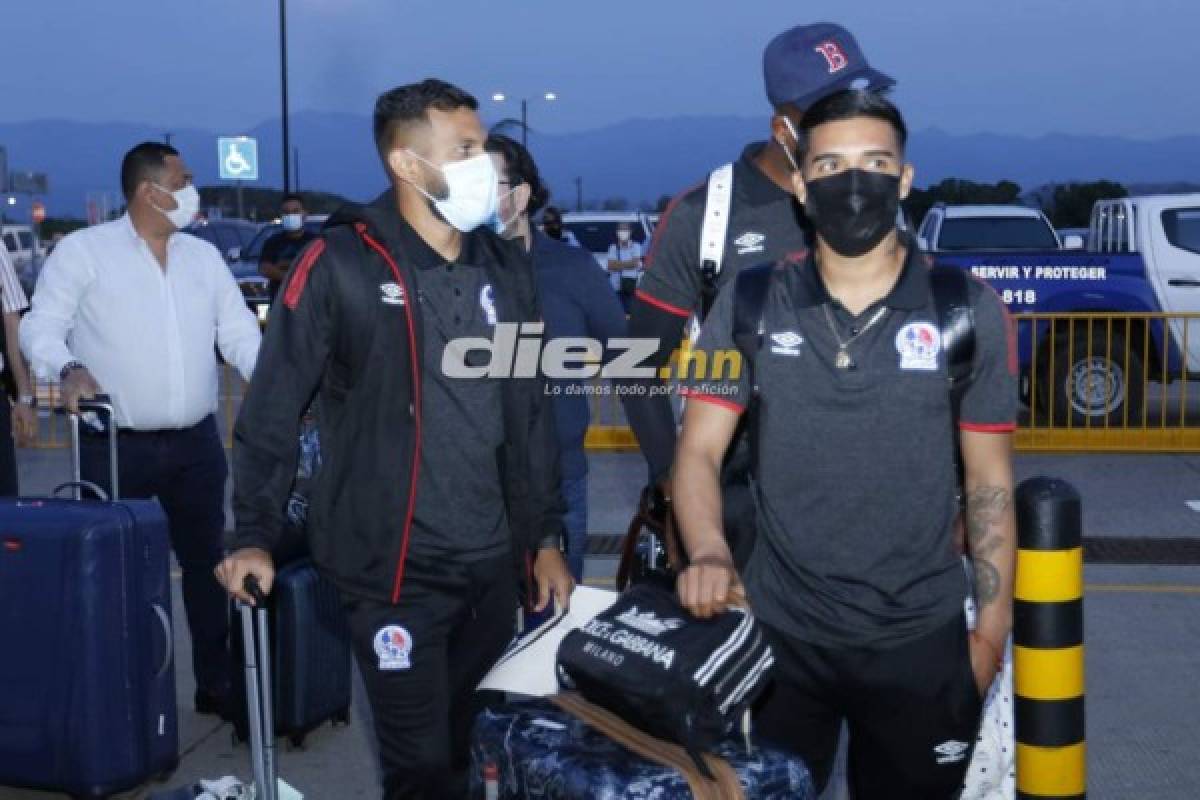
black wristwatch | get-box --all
[60,361,86,381]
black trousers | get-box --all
[0,399,16,496]
[343,552,516,800]
[80,415,231,694]
[756,613,983,799]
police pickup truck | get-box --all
[921,197,1200,425]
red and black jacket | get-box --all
[230,192,566,604]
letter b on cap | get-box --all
[814,41,849,73]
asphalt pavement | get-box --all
[1,447,1198,799]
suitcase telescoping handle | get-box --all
[240,575,277,800]
[61,395,119,501]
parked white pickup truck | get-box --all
[931,195,1200,424]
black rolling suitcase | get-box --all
[231,559,352,747]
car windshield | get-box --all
[563,220,647,252]
[938,217,1059,251]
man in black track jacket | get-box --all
[216,79,574,800]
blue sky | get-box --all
[1,0,1197,139]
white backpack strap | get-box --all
[699,163,734,275]
[688,163,735,344]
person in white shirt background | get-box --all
[21,141,262,717]
[0,244,37,495]
[605,219,644,312]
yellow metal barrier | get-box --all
[28,311,1200,455]
[1018,311,1200,452]
[28,380,68,449]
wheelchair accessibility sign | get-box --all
[218,136,259,181]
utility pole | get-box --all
[163,132,174,147]
[521,99,528,149]
[293,146,301,193]
[574,177,583,212]
[279,0,292,193]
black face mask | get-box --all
[544,220,563,239]
[803,169,901,257]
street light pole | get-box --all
[279,0,292,194]
[492,92,555,150]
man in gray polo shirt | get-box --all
[673,90,1017,798]
[624,23,895,569]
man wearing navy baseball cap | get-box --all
[763,22,895,110]
[620,22,894,576]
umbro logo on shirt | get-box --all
[734,231,766,256]
[770,331,804,357]
[380,283,405,306]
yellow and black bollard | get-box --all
[1014,476,1086,799]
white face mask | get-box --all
[407,151,498,232]
[281,213,304,232]
[617,229,632,244]
[151,183,200,230]
[490,186,521,236]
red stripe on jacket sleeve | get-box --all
[283,239,327,310]
[635,289,692,318]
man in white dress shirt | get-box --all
[21,142,261,715]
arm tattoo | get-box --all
[966,486,1011,610]
[974,560,1001,606]
[966,487,1009,551]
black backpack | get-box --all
[556,582,774,776]
[731,262,976,489]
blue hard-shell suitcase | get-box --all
[0,399,178,798]
[469,699,815,799]
[230,558,353,747]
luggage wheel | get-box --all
[332,708,351,726]
[288,731,308,749]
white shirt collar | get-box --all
[119,212,184,250]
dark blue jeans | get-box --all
[562,474,588,582]
[80,415,231,694]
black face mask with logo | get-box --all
[803,169,901,257]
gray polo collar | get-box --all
[785,235,929,312]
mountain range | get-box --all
[2,112,1199,217]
